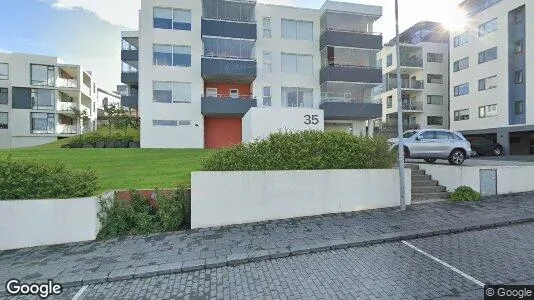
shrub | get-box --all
[201,130,397,171]
[0,157,98,199]
[450,186,482,202]
[64,132,135,148]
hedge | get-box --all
[62,132,138,148]
[201,130,397,171]
[0,157,98,200]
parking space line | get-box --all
[71,285,88,300]
[402,241,485,287]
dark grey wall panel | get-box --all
[12,87,31,109]
[121,95,138,108]
[201,58,257,83]
[121,50,139,62]
[508,5,526,125]
[320,65,381,84]
[320,31,382,50]
[202,19,257,40]
[320,102,382,120]
[121,72,138,84]
[201,96,257,116]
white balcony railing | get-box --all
[56,124,78,134]
[57,78,78,89]
[57,102,77,112]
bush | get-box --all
[450,186,482,202]
[97,188,189,239]
[201,130,397,171]
[64,132,135,148]
[0,157,98,199]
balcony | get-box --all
[400,55,424,68]
[121,72,138,84]
[201,57,257,83]
[402,100,424,111]
[320,65,381,84]
[56,124,78,135]
[320,94,381,120]
[57,102,77,113]
[121,94,138,108]
[202,19,257,40]
[121,49,139,62]
[320,29,382,50]
[57,78,78,89]
[201,95,257,116]
[386,80,424,91]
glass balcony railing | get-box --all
[387,80,424,91]
[57,78,78,89]
[57,102,77,112]
[56,124,78,134]
[321,92,380,104]
[400,55,423,68]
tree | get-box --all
[103,103,121,137]
[71,107,89,134]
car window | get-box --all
[403,131,417,138]
[419,131,435,140]
[435,131,449,140]
[448,132,463,141]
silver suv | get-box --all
[388,129,472,165]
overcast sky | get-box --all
[1,0,464,91]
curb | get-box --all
[1,215,533,296]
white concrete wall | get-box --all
[0,197,99,250]
[191,169,411,228]
[243,107,324,142]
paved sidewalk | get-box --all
[1,192,533,295]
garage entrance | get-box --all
[510,131,534,155]
[204,117,242,149]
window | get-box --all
[263,87,271,107]
[515,70,524,84]
[0,112,7,129]
[281,53,313,75]
[427,95,443,105]
[281,19,313,41]
[479,75,497,91]
[153,120,177,126]
[454,83,470,96]
[427,74,443,84]
[478,18,498,36]
[386,54,393,67]
[454,32,469,47]
[427,116,443,126]
[478,47,497,64]
[515,101,524,115]
[203,37,254,59]
[31,112,55,133]
[453,57,469,72]
[229,89,239,98]
[263,17,272,38]
[514,9,523,24]
[454,109,470,121]
[31,89,55,110]
[263,51,272,72]
[479,104,497,118]
[31,64,55,86]
[386,96,392,108]
[281,87,313,108]
[419,131,435,140]
[0,63,8,80]
[154,7,191,30]
[206,88,217,97]
[427,53,443,63]
[514,40,524,54]
[153,44,191,67]
[0,88,7,105]
[153,81,191,103]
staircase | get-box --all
[406,164,449,203]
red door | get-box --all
[204,117,242,149]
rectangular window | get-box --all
[229,89,239,98]
[203,37,254,59]
[514,9,523,24]
[427,53,443,63]
[263,51,272,72]
[263,87,271,107]
[515,101,524,115]
[0,112,7,129]
[282,19,313,41]
[0,63,8,80]
[263,17,272,38]
[515,70,524,84]
[454,32,469,47]
[153,44,191,67]
[478,75,497,91]
[427,95,443,105]
[454,109,470,121]
[479,104,497,118]
[31,89,55,110]
[281,87,313,108]
[427,116,443,126]
[478,47,498,64]
[0,88,7,105]
[31,112,55,133]
[154,7,191,31]
[31,64,55,86]
[453,57,469,72]
[427,74,443,84]
[386,54,393,67]
[386,96,392,108]
[454,83,470,96]
[206,88,217,97]
[153,81,191,103]
[281,53,313,75]
[153,120,178,126]
[479,18,498,36]
[514,39,524,54]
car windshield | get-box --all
[403,131,417,138]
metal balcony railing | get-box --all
[387,80,424,91]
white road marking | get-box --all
[71,285,88,300]
[402,240,485,287]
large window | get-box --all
[31,89,55,110]
[281,53,313,75]
[427,95,443,105]
[0,63,8,80]
[453,57,469,72]
[454,109,470,121]
[153,81,191,103]
[0,88,7,105]
[153,7,191,31]
[454,83,470,96]
[478,75,497,91]
[386,96,392,108]
[153,120,191,126]
[386,54,393,67]
[478,47,497,64]
[427,116,443,126]
[282,19,313,41]
[453,32,469,47]
[479,104,497,118]
[203,37,255,60]
[427,53,443,63]
[263,87,271,107]
[262,51,271,72]
[31,112,55,134]
[479,18,498,36]
[0,112,7,129]
[202,0,255,22]
[263,17,272,38]
[31,64,55,86]
[427,74,443,84]
[281,87,313,108]
[153,44,191,67]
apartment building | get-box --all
[0,52,98,149]
[450,0,533,155]
[121,0,383,149]
[376,22,450,135]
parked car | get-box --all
[467,137,504,156]
[388,129,472,166]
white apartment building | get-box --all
[121,0,384,149]
[450,0,533,155]
[0,53,98,149]
[376,22,450,135]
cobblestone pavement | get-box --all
[5,223,534,299]
[1,192,533,296]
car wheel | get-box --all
[449,149,465,166]
[493,146,503,156]
[424,158,437,164]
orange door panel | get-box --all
[204,117,242,149]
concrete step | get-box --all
[412,186,447,194]
[412,192,450,201]
[412,180,439,187]
[411,198,446,205]
[411,169,426,176]
[396,164,420,170]
[411,174,432,181]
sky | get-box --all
[0,0,465,91]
